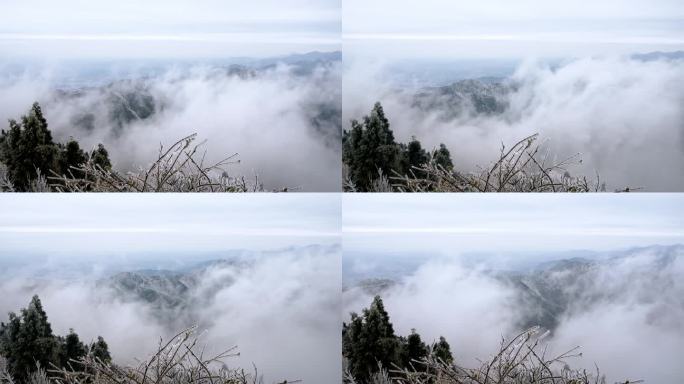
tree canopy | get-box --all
[0,295,112,382]
[0,102,112,191]
[343,102,454,191]
[343,295,453,383]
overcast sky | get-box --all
[0,0,340,59]
[344,194,684,256]
[0,194,340,257]
[344,0,684,59]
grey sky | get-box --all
[0,194,340,256]
[344,194,684,255]
[344,0,684,59]
[0,0,341,58]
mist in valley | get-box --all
[1,245,341,383]
[343,194,684,383]
[0,194,342,383]
[0,54,342,191]
[344,245,684,383]
[0,0,342,191]
[343,52,684,191]
[343,0,684,191]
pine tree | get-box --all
[0,295,60,382]
[89,144,112,171]
[343,102,455,191]
[432,143,453,170]
[0,103,58,190]
[0,313,23,379]
[89,336,112,363]
[406,138,430,171]
[59,329,87,367]
[342,296,401,382]
[0,295,113,382]
[57,140,88,177]
[399,137,430,176]
[343,102,400,191]
[400,329,428,368]
[431,336,453,364]
[0,102,113,190]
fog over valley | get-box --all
[343,194,684,383]
[0,194,342,383]
[342,0,684,191]
[343,244,684,383]
[0,0,341,191]
[1,245,341,383]
[343,51,684,191]
[0,52,342,191]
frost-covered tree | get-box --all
[343,102,401,191]
[431,336,453,364]
[432,143,453,171]
[399,329,429,368]
[0,295,112,382]
[343,102,454,191]
[343,296,401,382]
[59,329,87,367]
[89,336,111,363]
[0,103,112,191]
[0,295,60,382]
[0,103,58,190]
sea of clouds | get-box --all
[0,60,342,191]
[344,55,684,191]
[0,245,342,383]
[343,246,684,383]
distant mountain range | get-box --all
[398,51,683,121]
[347,244,683,333]
[630,51,684,62]
[409,78,511,119]
[99,244,337,320]
[100,258,252,321]
[46,51,341,146]
[57,80,157,136]
[253,51,342,74]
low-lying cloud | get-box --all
[343,55,684,191]
[0,59,341,191]
[343,247,684,383]
[0,245,342,383]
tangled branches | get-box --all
[393,327,605,384]
[2,326,300,384]
[48,326,298,384]
[1,360,50,384]
[393,135,604,192]
[48,134,264,192]
[346,327,642,384]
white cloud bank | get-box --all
[0,61,342,191]
[344,55,684,190]
[343,247,684,384]
[0,246,342,383]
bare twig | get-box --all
[46,326,291,384]
[47,135,266,192]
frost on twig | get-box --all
[48,134,268,192]
[48,326,299,384]
[393,134,606,193]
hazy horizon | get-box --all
[342,0,684,192]
[0,194,342,383]
[0,0,343,191]
[344,194,684,254]
[0,194,340,254]
[0,0,340,59]
[344,0,683,60]
[343,194,684,383]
